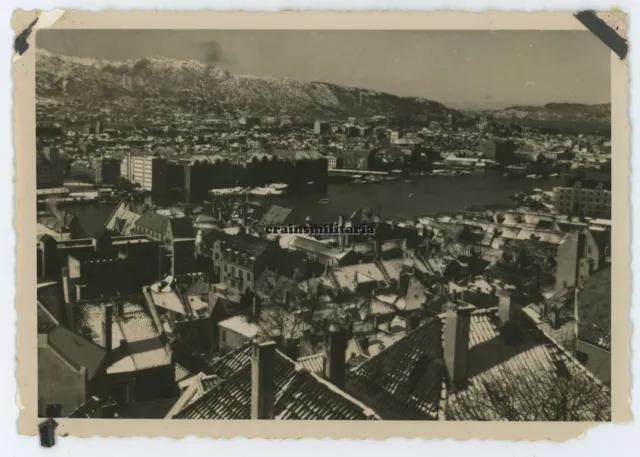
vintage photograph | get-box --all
[32,25,616,424]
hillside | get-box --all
[36,49,455,121]
[490,103,610,123]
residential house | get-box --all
[169,338,379,420]
[345,293,610,420]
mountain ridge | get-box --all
[36,49,455,121]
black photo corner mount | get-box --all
[14,17,38,57]
[574,10,628,60]
[38,418,59,448]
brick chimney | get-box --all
[251,339,276,420]
[101,303,114,356]
[444,303,474,389]
[323,323,347,389]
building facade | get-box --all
[121,153,168,194]
[553,181,612,218]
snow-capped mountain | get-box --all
[36,49,457,120]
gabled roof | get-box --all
[172,345,379,420]
[444,309,610,421]
[217,232,272,258]
[135,210,171,235]
[344,306,610,421]
[46,326,107,381]
[289,236,351,260]
[104,200,141,235]
[346,317,444,420]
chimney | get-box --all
[119,338,128,353]
[338,215,345,251]
[405,313,421,334]
[252,295,261,320]
[399,271,411,296]
[444,303,474,389]
[75,284,87,302]
[497,289,514,327]
[101,303,114,356]
[62,267,73,304]
[323,323,347,389]
[251,339,277,420]
[549,305,561,329]
[539,300,548,320]
[61,267,75,328]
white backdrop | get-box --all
[2,1,638,455]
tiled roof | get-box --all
[289,236,350,260]
[297,353,324,375]
[74,298,171,374]
[218,232,272,258]
[346,353,370,371]
[173,345,379,420]
[346,317,444,420]
[444,309,610,421]
[255,269,303,303]
[135,210,171,235]
[258,205,295,226]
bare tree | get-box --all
[445,364,611,421]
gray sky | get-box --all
[37,30,611,109]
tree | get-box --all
[445,364,611,421]
[494,240,556,299]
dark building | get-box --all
[211,232,275,296]
[479,139,517,164]
[554,181,612,218]
[341,148,376,171]
[95,157,122,186]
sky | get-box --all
[36,30,611,109]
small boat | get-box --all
[270,183,288,190]
[318,198,331,204]
[354,179,368,184]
